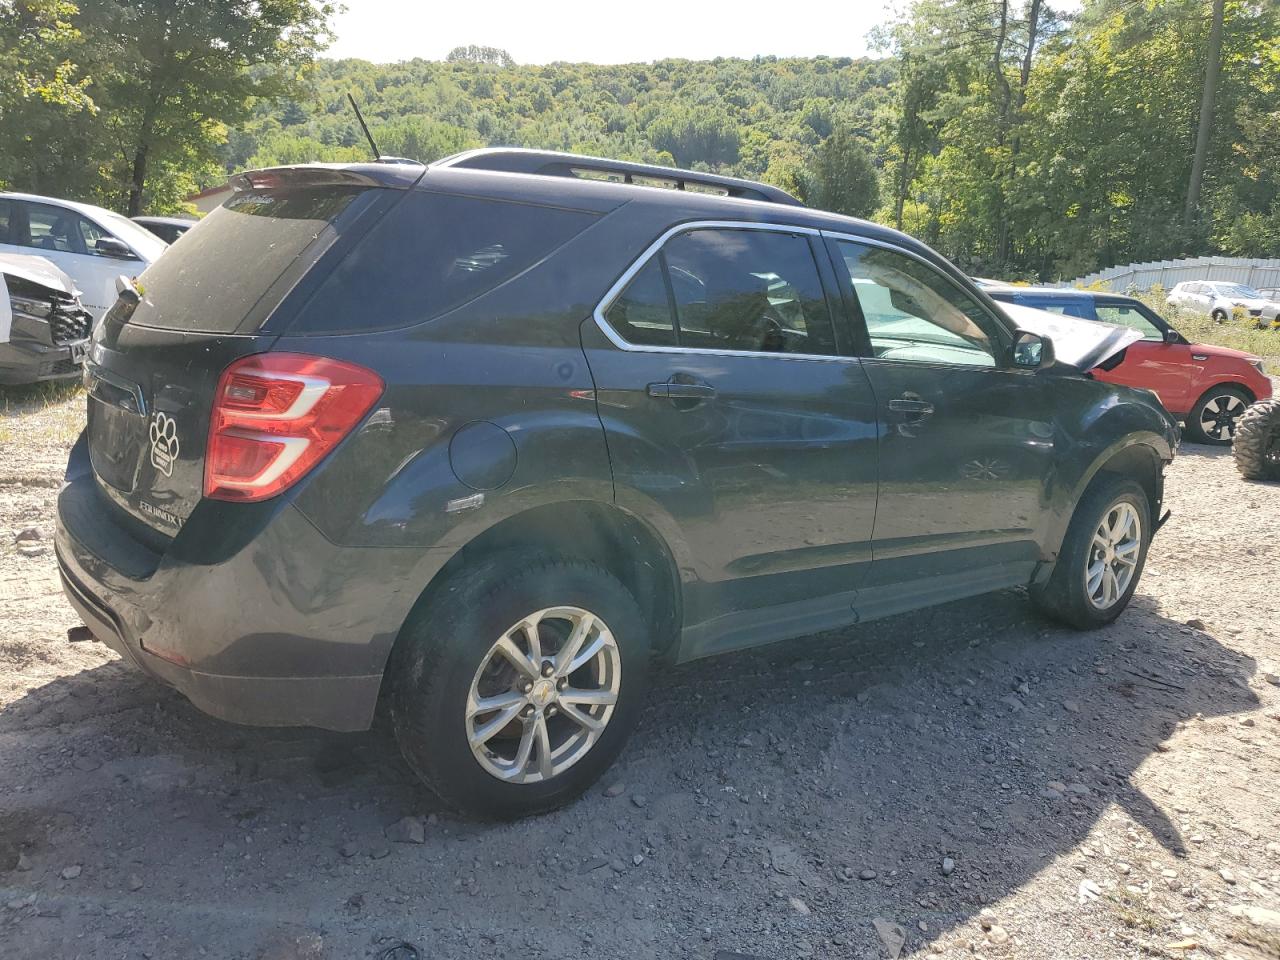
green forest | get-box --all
[2,0,1277,280]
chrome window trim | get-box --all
[591,219,855,363]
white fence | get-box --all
[1062,256,1280,292]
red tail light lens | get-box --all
[205,353,383,502]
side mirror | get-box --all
[95,237,136,260]
[1012,330,1055,369]
[1165,329,1182,344]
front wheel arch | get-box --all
[1043,438,1166,567]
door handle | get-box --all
[888,397,935,418]
[648,381,716,401]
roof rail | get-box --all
[433,148,804,206]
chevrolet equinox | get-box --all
[56,150,1179,818]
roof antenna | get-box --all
[348,92,382,161]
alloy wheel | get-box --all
[1085,501,1142,610]
[1199,393,1246,441]
[465,606,621,784]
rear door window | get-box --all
[663,229,835,355]
[602,228,837,356]
[293,192,600,333]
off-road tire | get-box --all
[389,551,650,820]
[1031,476,1152,630]
[1184,384,1252,445]
[1232,397,1280,481]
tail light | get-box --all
[205,353,383,502]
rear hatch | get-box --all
[85,165,420,538]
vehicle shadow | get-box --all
[0,588,1257,959]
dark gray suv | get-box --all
[56,149,1178,818]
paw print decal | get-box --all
[149,411,179,477]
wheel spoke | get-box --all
[533,713,553,780]
[469,700,524,748]
[508,718,537,778]
[553,612,596,677]
[519,617,543,665]
[561,704,605,733]
[1105,567,1119,606]
[1087,559,1106,595]
[562,633,607,678]
[468,690,525,719]
[493,635,539,680]
[559,687,618,707]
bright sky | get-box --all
[325,0,899,64]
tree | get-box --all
[81,0,335,214]
[0,0,93,114]
[446,45,514,68]
[801,128,879,219]
[1185,0,1225,230]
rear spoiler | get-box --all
[434,148,804,206]
[230,161,427,194]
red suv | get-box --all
[984,285,1272,444]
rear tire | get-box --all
[1232,397,1280,481]
[1212,308,1228,324]
[390,551,650,820]
[1184,384,1251,445]
[1031,476,1152,630]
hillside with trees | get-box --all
[1,0,1276,280]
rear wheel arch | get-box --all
[382,500,683,694]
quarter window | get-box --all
[605,228,837,357]
[836,240,999,367]
[605,257,676,347]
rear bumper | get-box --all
[56,550,382,729]
[53,458,428,731]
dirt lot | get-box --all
[1,384,1278,960]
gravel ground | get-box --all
[1,386,1278,960]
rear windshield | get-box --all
[127,188,364,333]
[290,191,599,333]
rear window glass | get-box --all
[294,191,599,333]
[127,188,362,333]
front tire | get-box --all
[1031,476,1152,630]
[390,552,650,820]
[1184,385,1251,445]
[1233,397,1280,481]
[1212,308,1228,324]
